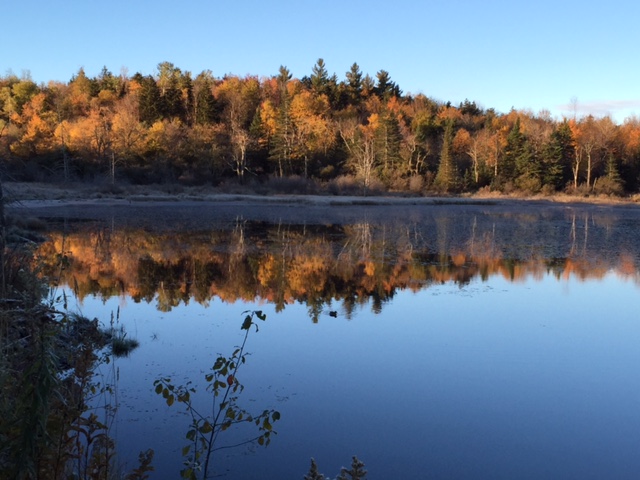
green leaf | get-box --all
[258,436,264,446]
[205,374,213,382]
[167,394,175,407]
[241,315,252,330]
[272,411,281,421]
[155,384,163,394]
[199,421,213,434]
[181,445,191,456]
[186,429,196,441]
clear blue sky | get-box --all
[3,0,639,122]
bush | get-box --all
[515,175,541,194]
[592,176,624,196]
[327,175,363,196]
[263,175,318,194]
[408,175,425,194]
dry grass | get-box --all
[5,180,639,208]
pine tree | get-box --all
[193,71,219,125]
[337,456,367,480]
[304,458,326,480]
[541,121,573,190]
[500,118,523,183]
[310,58,329,97]
[376,111,402,180]
[345,63,363,106]
[269,66,293,176]
[435,120,458,192]
[136,75,161,125]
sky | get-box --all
[3,0,640,123]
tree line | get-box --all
[2,60,640,195]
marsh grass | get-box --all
[103,307,140,358]
[0,194,152,478]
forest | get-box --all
[2,59,640,196]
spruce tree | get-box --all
[137,75,161,125]
[435,120,458,192]
[345,62,363,106]
[310,58,329,96]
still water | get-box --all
[23,200,640,479]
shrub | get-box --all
[592,176,624,196]
[263,175,317,194]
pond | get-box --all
[18,199,640,479]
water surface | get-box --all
[20,200,640,479]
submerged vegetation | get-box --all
[2,60,640,197]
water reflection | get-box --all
[20,202,640,479]
[33,205,640,321]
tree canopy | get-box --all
[1,61,638,195]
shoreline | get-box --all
[5,181,639,210]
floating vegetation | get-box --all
[110,334,140,357]
[103,307,140,358]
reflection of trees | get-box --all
[34,210,640,317]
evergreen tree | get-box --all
[179,72,194,125]
[374,70,401,100]
[269,66,293,176]
[193,71,219,125]
[137,74,161,125]
[435,120,458,192]
[541,121,573,189]
[97,66,120,94]
[337,456,367,480]
[310,58,329,97]
[345,62,363,106]
[500,118,523,184]
[304,458,326,480]
[362,74,375,98]
[160,75,184,120]
[376,111,402,180]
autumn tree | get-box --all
[338,113,380,192]
[9,92,57,160]
[216,76,261,179]
[573,115,614,189]
[289,90,334,177]
[111,95,145,168]
[465,128,495,186]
